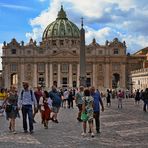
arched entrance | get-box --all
[10,73,18,85]
[112,73,120,89]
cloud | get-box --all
[85,27,112,45]
[26,0,148,53]
[0,3,34,11]
[26,27,43,41]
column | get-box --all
[121,64,126,89]
[93,63,96,87]
[49,63,53,88]
[77,64,80,87]
[69,64,72,87]
[57,64,61,87]
[104,63,110,89]
[4,65,9,89]
[18,64,25,89]
[33,64,37,87]
[45,63,48,88]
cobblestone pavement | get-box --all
[0,98,148,148]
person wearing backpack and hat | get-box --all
[18,81,37,134]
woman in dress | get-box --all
[39,91,52,129]
[81,88,94,137]
[2,85,19,134]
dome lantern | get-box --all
[57,5,67,20]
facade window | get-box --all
[52,40,56,46]
[10,64,17,72]
[11,73,18,85]
[38,63,45,72]
[11,49,16,54]
[98,50,103,55]
[60,40,64,45]
[61,64,68,72]
[27,50,31,54]
[114,48,119,54]
[73,50,76,54]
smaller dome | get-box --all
[42,6,80,40]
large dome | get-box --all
[42,6,80,40]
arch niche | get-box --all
[10,73,18,85]
[112,73,120,89]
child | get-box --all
[39,91,52,129]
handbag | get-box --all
[81,112,88,121]
[5,105,12,113]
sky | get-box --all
[0,0,148,69]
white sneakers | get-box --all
[91,132,94,137]
[81,132,95,137]
[81,132,87,136]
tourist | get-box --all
[135,89,140,104]
[142,88,148,112]
[0,88,7,116]
[90,86,104,134]
[81,88,94,137]
[67,90,74,108]
[33,85,43,123]
[49,85,61,123]
[75,86,84,122]
[106,89,111,107]
[63,89,69,108]
[18,81,37,134]
[2,85,19,134]
[39,91,52,129]
[117,90,123,109]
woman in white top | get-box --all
[39,91,52,129]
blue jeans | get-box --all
[22,105,33,132]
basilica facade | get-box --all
[1,6,146,91]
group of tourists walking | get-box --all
[0,81,147,138]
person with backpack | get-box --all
[18,81,37,134]
[49,85,61,123]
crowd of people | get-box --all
[0,82,147,138]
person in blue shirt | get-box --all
[90,86,104,133]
